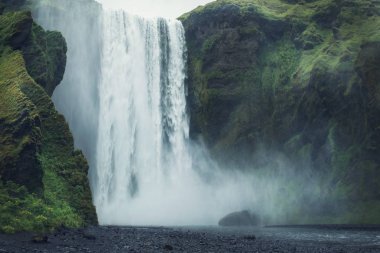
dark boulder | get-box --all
[163,244,174,251]
[218,210,260,227]
[31,235,48,243]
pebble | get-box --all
[0,226,378,253]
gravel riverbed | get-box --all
[1,225,380,252]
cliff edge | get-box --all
[0,3,96,233]
[181,0,380,223]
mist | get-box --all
[31,0,327,227]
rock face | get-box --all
[0,4,96,233]
[219,210,260,227]
[21,23,67,96]
[181,0,380,223]
[0,0,26,13]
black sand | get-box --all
[1,225,380,253]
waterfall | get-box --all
[33,0,259,226]
[95,11,194,224]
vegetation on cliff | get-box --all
[0,6,96,233]
[181,0,380,223]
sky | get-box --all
[95,0,215,18]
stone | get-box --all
[218,210,260,227]
[163,244,174,251]
[32,235,48,243]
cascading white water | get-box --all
[92,10,258,226]
[95,11,195,224]
[33,0,309,226]
[32,0,254,225]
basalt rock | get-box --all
[0,0,26,14]
[21,23,67,96]
[0,7,96,233]
[181,0,380,223]
[219,210,260,227]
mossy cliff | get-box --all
[0,5,96,233]
[181,0,380,223]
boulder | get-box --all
[31,235,48,243]
[218,210,259,227]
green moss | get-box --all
[260,37,300,92]
[0,49,94,233]
[295,23,325,50]
[202,32,222,53]
[183,0,380,224]
[180,0,342,23]
[0,50,42,192]
[0,180,82,233]
[21,23,67,96]
[0,11,32,48]
[0,8,96,233]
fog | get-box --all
[95,0,215,18]
[32,0,330,226]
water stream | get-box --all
[33,0,259,226]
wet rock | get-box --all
[312,2,340,28]
[242,235,256,241]
[182,0,380,223]
[83,227,97,240]
[218,210,259,227]
[32,235,48,243]
[163,244,174,251]
[83,232,96,240]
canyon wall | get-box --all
[0,1,96,233]
[181,0,380,223]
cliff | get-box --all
[0,4,96,233]
[181,0,380,223]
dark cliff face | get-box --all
[182,0,380,223]
[0,0,26,13]
[22,23,67,96]
[0,4,96,233]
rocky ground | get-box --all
[0,225,379,253]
